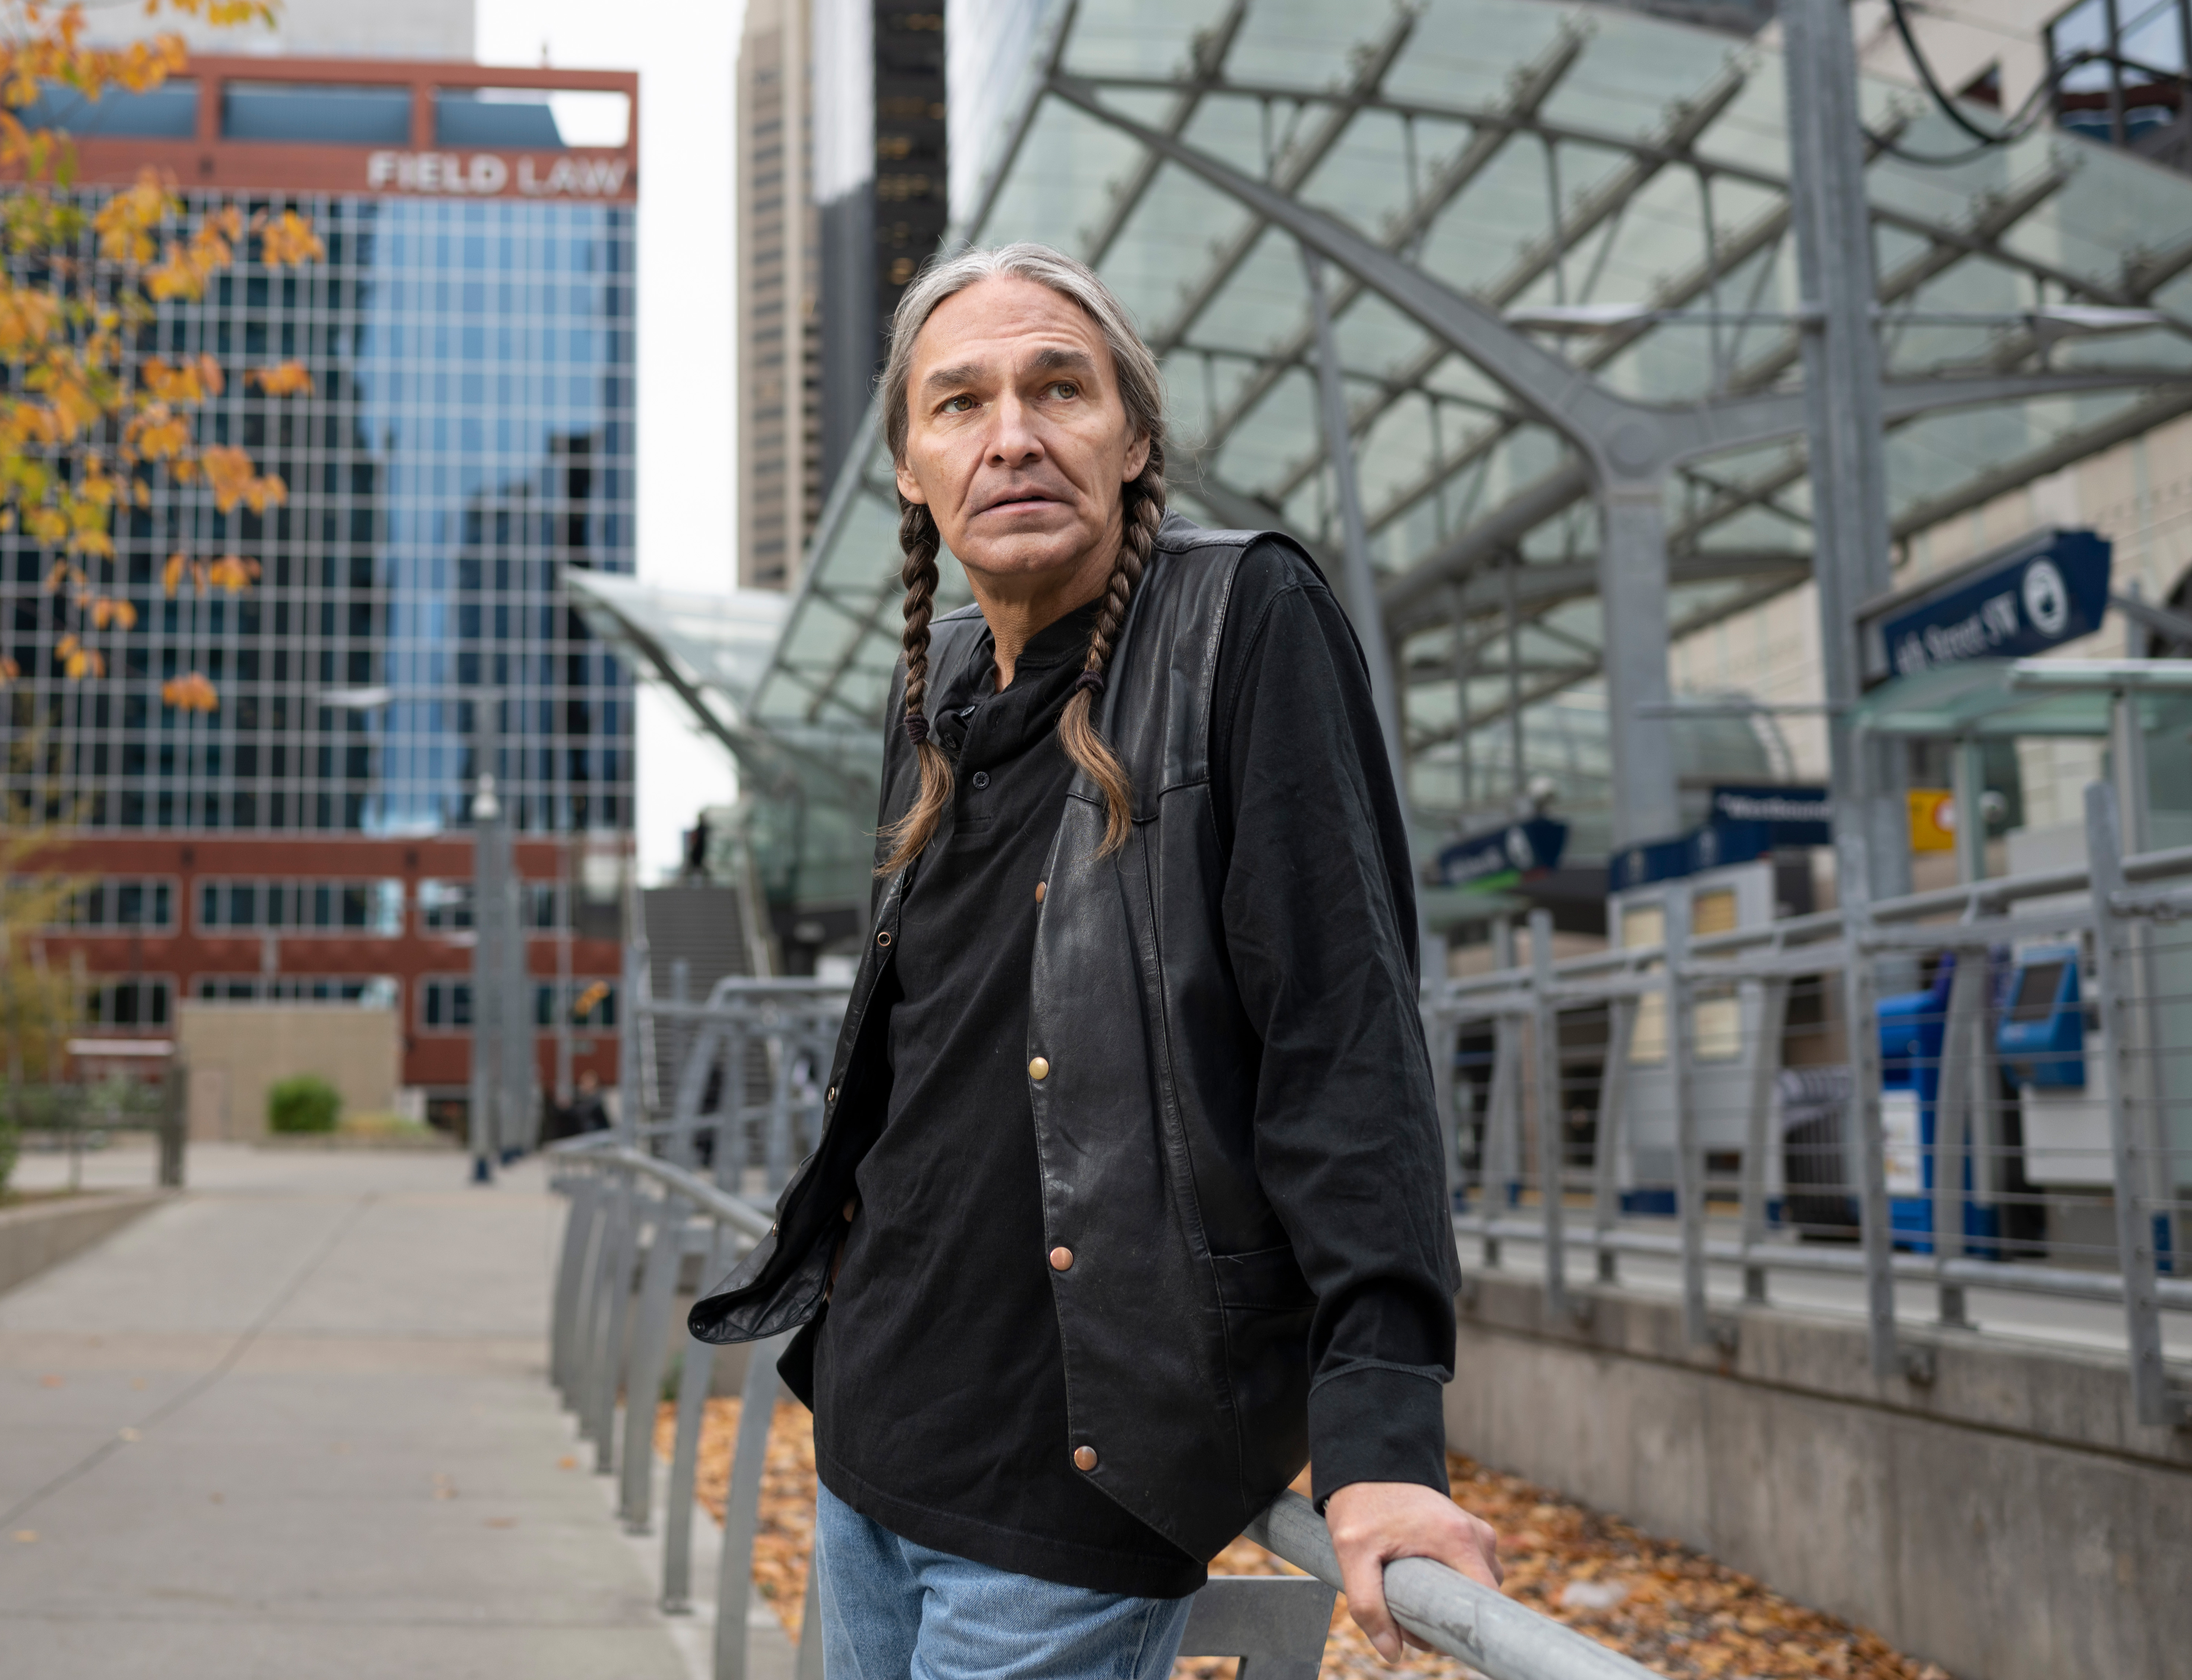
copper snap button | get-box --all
[1034,880,1046,903]
[1049,1246,1074,1272]
[1027,1056,1050,1081]
[1073,1446,1098,1472]
[875,929,892,948]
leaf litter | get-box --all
[656,1403,1950,1680]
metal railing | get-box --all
[1433,782,2192,1426]
[542,974,1668,1680]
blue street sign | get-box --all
[1867,528,2111,682]
[1708,785,1834,847]
[1435,816,1568,891]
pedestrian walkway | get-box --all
[0,1145,693,1679]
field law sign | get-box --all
[367,150,631,199]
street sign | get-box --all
[1861,528,2111,683]
[1434,816,1567,891]
[1708,785,1834,847]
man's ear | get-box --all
[895,455,929,506]
[1122,430,1151,483]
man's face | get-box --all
[895,276,1150,588]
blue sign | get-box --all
[1874,528,2111,681]
[1708,785,1834,847]
[1435,816,1568,891]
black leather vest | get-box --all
[691,514,1317,1560]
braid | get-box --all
[876,498,956,876]
[1059,446,1165,855]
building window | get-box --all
[2048,0,2192,155]
[420,978,473,1030]
[39,877,176,931]
[190,974,398,1006]
[83,977,172,1027]
[419,879,563,933]
[197,879,404,935]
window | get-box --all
[420,978,473,1030]
[198,879,404,935]
[39,877,175,931]
[83,977,172,1027]
[420,879,562,933]
[192,974,397,1006]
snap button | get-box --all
[1034,880,1046,903]
[1049,1246,1074,1272]
[825,1086,836,1103]
[875,929,892,948]
[971,770,990,789]
[1073,1446,1098,1472]
[1028,1056,1050,1081]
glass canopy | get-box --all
[727,0,2192,930]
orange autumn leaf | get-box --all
[161,671,218,712]
[90,595,136,630]
[245,360,313,396]
[161,552,185,596]
[254,208,324,268]
[196,444,284,513]
[203,553,258,592]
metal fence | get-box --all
[1436,782,2192,1427]
[544,972,1665,1680]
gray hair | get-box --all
[878,242,1168,465]
[872,243,1170,873]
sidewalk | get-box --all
[0,1145,692,1679]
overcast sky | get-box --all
[476,1,744,882]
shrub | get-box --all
[268,1074,341,1134]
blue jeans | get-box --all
[813,1483,1194,1680]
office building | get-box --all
[2,56,640,1110]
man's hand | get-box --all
[1324,1480,1502,1663]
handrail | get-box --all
[548,1143,1661,1680]
[1246,1490,1658,1680]
[546,1137,776,1242]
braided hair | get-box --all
[875,245,1169,875]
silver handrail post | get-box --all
[1483,1015,1520,1269]
[1930,949,1981,1328]
[1738,978,1790,1304]
[1528,909,1566,1320]
[2086,782,2180,1427]
[550,1174,602,1400]
[714,1329,792,1680]
[1666,884,1710,1347]
[620,1189,688,1531]
[589,1170,641,1470]
[1592,996,1637,1284]
[661,1225,733,1614]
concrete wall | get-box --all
[1444,1270,2191,1680]
[177,1003,401,1140]
[0,1192,165,1297]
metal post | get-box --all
[1781,0,1910,909]
[1592,997,1636,1284]
[668,959,693,1164]
[1447,584,1473,812]
[589,1173,640,1470]
[1931,952,1981,1328]
[620,889,649,1143]
[1528,910,1565,1318]
[619,1191,687,1532]
[157,1056,186,1189]
[1300,244,1406,791]
[1425,999,1462,1210]
[499,843,534,1158]
[1666,885,1710,1346]
[2084,782,2178,1426]
[2112,678,2179,1272]
[1739,978,1791,1304]
[715,1330,792,1680]
[1594,484,1681,845]
[1839,843,1901,1379]
[551,1175,601,1399]
[1503,556,1526,808]
[765,1019,795,1192]
[468,756,502,1185]
[1951,736,1987,885]
[662,1225,733,1614]
[556,849,574,1109]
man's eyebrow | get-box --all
[921,361,988,396]
[1028,347,1097,375]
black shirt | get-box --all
[812,541,1449,1598]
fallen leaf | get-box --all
[11,1530,36,1543]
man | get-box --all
[693,243,1496,1678]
